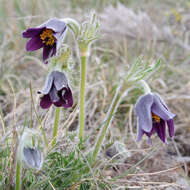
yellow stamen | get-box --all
[152,113,160,123]
[40,29,55,46]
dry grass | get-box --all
[1,0,190,189]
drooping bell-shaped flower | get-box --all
[38,71,73,109]
[135,93,175,145]
[22,18,67,63]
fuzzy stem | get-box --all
[139,80,151,94]
[93,84,123,159]
[15,161,21,190]
[52,107,60,147]
[79,55,87,140]
[29,83,48,147]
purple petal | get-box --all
[145,127,155,137]
[54,28,67,51]
[153,93,168,110]
[42,44,56,62]
[43,46,52,61]
[38,72,54,95]
[53,100,64,107]
[167,119,174,137]
[40,95,52,109]
[22,27,45,38]
[62,87,73,108]
[53,88,73,108]
[154,121,166,143]
[26,36,43,51]
[151,95,175,121]
[49,86,60,103]
[52,44,56,55]
[135,93,154,132]
[52,71,68,91]
[136,118,144,142]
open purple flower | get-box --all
[38,71,73,109]
[135,93,175,145]
[22,18,67,64]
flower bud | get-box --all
[17,128,44,170]
[105,141,131,159]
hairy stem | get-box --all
[15,161,21,190]
[93,84,123,159]
[79,55,87,140]
[29,83,48,147]
[52,107,60,147]
[139,80,151,94]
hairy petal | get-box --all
[49,86,60,103]
[38,73,54,95]
[167,119,175,137]
[41,18,67,33]
[52,71,68,91]
[153,93,168,109]
[136,118,144,142]
[135,93,154,132]
[151,95,175,121]
[54,27,67,51]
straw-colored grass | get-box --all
[0,0,190,189]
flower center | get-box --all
[152,113,160,123]
[40,29,55,46]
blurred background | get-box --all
[1,0,190,189]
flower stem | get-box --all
[139,80,151,94]
[52,107,60,147]
[29,83,48,147]
[79,55,87,140]
[93,84,122,160]
[15,161,21,190]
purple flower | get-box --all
[135,93,175,144]
[22,18,67,64]
[38,71,73,109]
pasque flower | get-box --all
[38,71,73,109]
[17,128,44,170]
[135,93,175,144]
[23,147,43,169]
[22,18,67,63]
